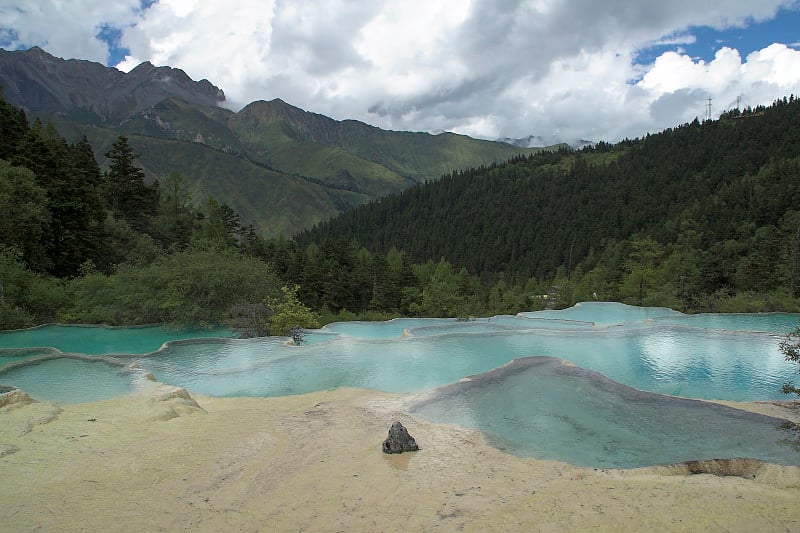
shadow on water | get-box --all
[410,356,800,469]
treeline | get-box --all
[298,97,800,313]
[0,94,539,332]
[0,95,317,334]
[5,93,800,333]
[248,238,545,322]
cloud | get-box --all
[0,1,142,64]
[3,0,800,142]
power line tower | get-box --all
[705,97,713,121]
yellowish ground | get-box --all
[1,382,799,532]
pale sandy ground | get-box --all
[1,381,800,532]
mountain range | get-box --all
[0,47,549,236]
[496,134,595,150]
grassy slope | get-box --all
[52,98,553,236]
[55,120,362,236]
[229,119,413,197]
[227,100,547,191]
[117,99,245,155]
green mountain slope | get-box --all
[229,99,545,186]
[62,95,548,236]
[99,97,548,234]
[54,120,362,236]
[0,47,555,236]
[297,97,800,309]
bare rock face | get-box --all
[382,421,419,454]
[0,46,226,123]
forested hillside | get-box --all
[0,94,317,333]
[0,93,538,331]
[299,97,800,312]
[4,93,800,333]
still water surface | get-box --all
[1,303,798,467]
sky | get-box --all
[1,0,800,144]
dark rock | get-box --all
[382,421,419,454]
[0,47,225,123]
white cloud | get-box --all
[3,0,800,142]
[652,34,698,47]
[742,43,800,86]
[0,0,142,63]
[639,48,743,96]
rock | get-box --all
[0,443,20,458]
[382,421,420,454]
[0,387,35,410]
[659,458,767,479]
[146,385,206,421]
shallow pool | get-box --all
[1,302,798,467]
[0,324,235,355]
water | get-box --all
[410,357,800,468]
[0,324,234,402]
[1,303,796,402]
[1,302,799,467]
[0,357,147,404]
[0,324,235,355]
[129,322,792,401]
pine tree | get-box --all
[0,93,28,161]
[103,136,158,232]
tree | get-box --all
[369,252,392,312]
[0,246,65,329]
[103,136,158,231]
[779,327,800,396]
[0,160,51,270]
[228,302,273,338]
[152,171,194,248]
[62,248,282,327]
[0,92,28,161]
[268,285,320,337]
[420,258,466,317]
[12,126,105,276]
[620,237,665,306]
[192,196,241,249]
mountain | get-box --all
[497,134,595,150]
[0,47,547,236]
[0,46,225,123]
[298,97,800,309]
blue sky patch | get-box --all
[637,6,800,66]
[0,27,19,49]
[96,24,129,66]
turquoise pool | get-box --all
[1,303,798,468]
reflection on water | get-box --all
[1,302,799,467]
[1,302,797,403]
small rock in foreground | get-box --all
[382,421,420,454]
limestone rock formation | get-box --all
[146,384,206,421]
[382,421,419,454]
[0,386,35,410]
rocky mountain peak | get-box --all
[0,47,225,124]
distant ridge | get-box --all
[0,47,224,123]
[298,96,800,303]
[0,47,550,236]
[497,133,595,150]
